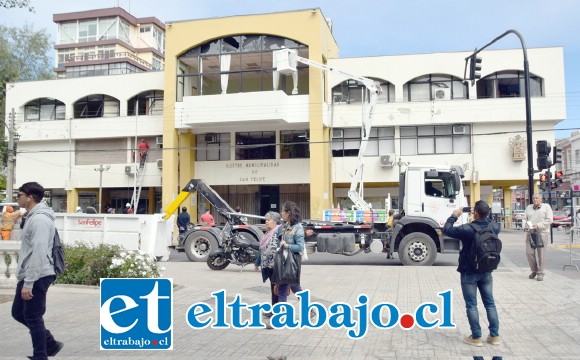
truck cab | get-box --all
[391,165,468,265]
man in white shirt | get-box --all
[524,194,553,281]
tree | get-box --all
[0,0,34,12]
[0,24,52,188]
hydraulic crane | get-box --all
[274,48,382,210]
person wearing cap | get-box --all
[75,206,83,213]
[1,206,21,240]
[123,203,132,214]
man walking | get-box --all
[524,193,553,281]
[177,207,190,236]
[442,201,501,347]
[12,182,63,359]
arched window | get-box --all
[177,35,308,100]
[74,94,120,118]
[128,90,164,116]
[476,71,543,98]
[24,98,65,121]
[332,78,395,104]
[403,74,468,102]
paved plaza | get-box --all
[1,229,579,359]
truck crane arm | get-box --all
[275,49,383,210]
[163,179,245,225]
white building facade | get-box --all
[4,9,566,221]
[6,71,164,213]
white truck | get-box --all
[305,164,468,266]
[169,164,468,267]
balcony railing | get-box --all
[0,241,20,288]
[59,51,153,69]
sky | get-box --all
[2,0,579,139]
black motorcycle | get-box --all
[206,210,261,271]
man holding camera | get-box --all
[442,201,501,347]
[524,194,553,281]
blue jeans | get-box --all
[12,275,57,360]
[277,283,303,302]
[460,272,499,339]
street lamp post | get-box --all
[94,164,111,213]
[465,29,534,204]
[6,108,19,202]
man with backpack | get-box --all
[12,182,64,359]
[442,200,502,348]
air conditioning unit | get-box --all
[157,159,163,169]
[332,129,344,138]
[204,134,218,143]
[379,154,395,167]
[156,136,163,145]
[124,164,136,175]
[452,125,467,135]
[432,87,451,100]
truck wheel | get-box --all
[207,254,230,270]
[398,233,437,266]
[184,233,213,262]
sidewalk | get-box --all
[1,230,579,359]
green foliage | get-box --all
[0,23,53,172]
[0,24,52,93]
[54,242,162,286]
[0,0,34,12]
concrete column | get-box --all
[469,181,481,207]
[179,132,195,219]
[66,188,79,213]
[503,187,513,228]
[148,187,155,214]
[308,62,331,220]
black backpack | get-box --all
[38,212,66,276]
[467,223,502,273]
[51,229,66,276]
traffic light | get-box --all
[536,140,552,170]
[553,146,563,165]
[553,170,564,188]
[469,54,483,80]
[539,172,549,191]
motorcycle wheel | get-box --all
[207,254,231,270]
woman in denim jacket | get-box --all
[276,201,305,302]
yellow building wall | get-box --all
[162,9,339,220]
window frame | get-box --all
[280,130,310,159]
[400,125,471,155]
[73,94,120,118]
[177,35,309,101]
[196,133,231,161]
[24,98,66,122]
[476,71,544,99]
[404,74,468,102]
[332,127,395,157]
[235,131,276,160]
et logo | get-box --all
[100,278,173,350]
